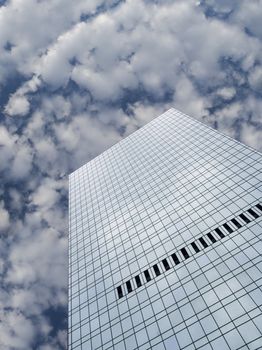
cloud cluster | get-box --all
[0,201,10,232]
[0,0,262,349]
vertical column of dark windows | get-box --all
[181,247,190,259]
[144,270,152,282]
[171,253,180,265]
[215,227,225,239]
[223,223,234,234]
[231,218,242,229]
[162,258,171,271]
[135,275,142,288]
[239,213,251,224]
[153,264,161,277]
[199,237,208,248]
[256,203,262,212]
[191,242,200,253]
[117,286,123,299]
[207,232,216,243]
[248,208,259,219]
[126,281,133,293]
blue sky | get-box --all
[0,0,262,349]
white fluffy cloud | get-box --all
[26,0,258,100]
[0,0,262,349]
[31,179,60,209]
[0,128,33,179]
[249,66,262,92]
[0,310,35,350]
[11,143,33,179]
[216,87,236,100]
[0,0,118,81]
[241,122,262,151]
[0,126,17,171]
[232,0,262,39]
[5,94,30,116]
[0,201,10,232]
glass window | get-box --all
[158,315,171,333]
[225,300,246,320]
[188,322,205,341]
[239,294,257,312]
[191,296,207,313]
[202,290,219,307]
[124,333,138,350]
[211,337,230,350]
[226,277,242,293]
[176,328,192,348]
[224,329,245,350]
[169,309,183,327]
[146,322,160,339]
[200,315,218,334]
[213,309,231,327]
[152,299,165,315]
[205,268,220,283]
[164,336,179,350]
[214,283,232,300]
[136,328,148,346]
[238,320,261,343]
[194,274,209,289]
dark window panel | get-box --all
[153,264,161,277]
[144,269,152,282]
[181,247,190,259]
[231,218,242,229]
[117,286,123,299]
[207,232,216,243]
[248,208,259,219]
[199,237,208,248]
[223,223,234,234]
[162,258,171,271]
[215,227,225,239]
[135,275,142,288]
[171,252,180,265]
[126,280,133,293]
[116,202,262,302]
[239,213,251,224]
[256,203,262,212]
[191,242,200,253]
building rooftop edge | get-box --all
[69,107,261,178]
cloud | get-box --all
[53,112,122,169]
[42,95,71,120]
[241,123,262,151]
[0,201,10,232]
[4,94,30,116]
[31,179,60,209]
[0,130,33,180]
[174,75,209,117]
[216,86,236,100]
[11,143,33,179]
[0,0,262,349]
[3,75,40,116]
[0,0,105,81]
[0,310,35,350]
[7,225,67,288]
[0,126,17,172]
[232,0,262,39]
[248,66,262,93]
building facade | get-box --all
[69,108,262,350]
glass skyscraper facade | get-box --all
[69,108,262,350]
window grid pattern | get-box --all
[117,203,262,299]
[69,108,262,350]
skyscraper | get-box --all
[69,108,262,350]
